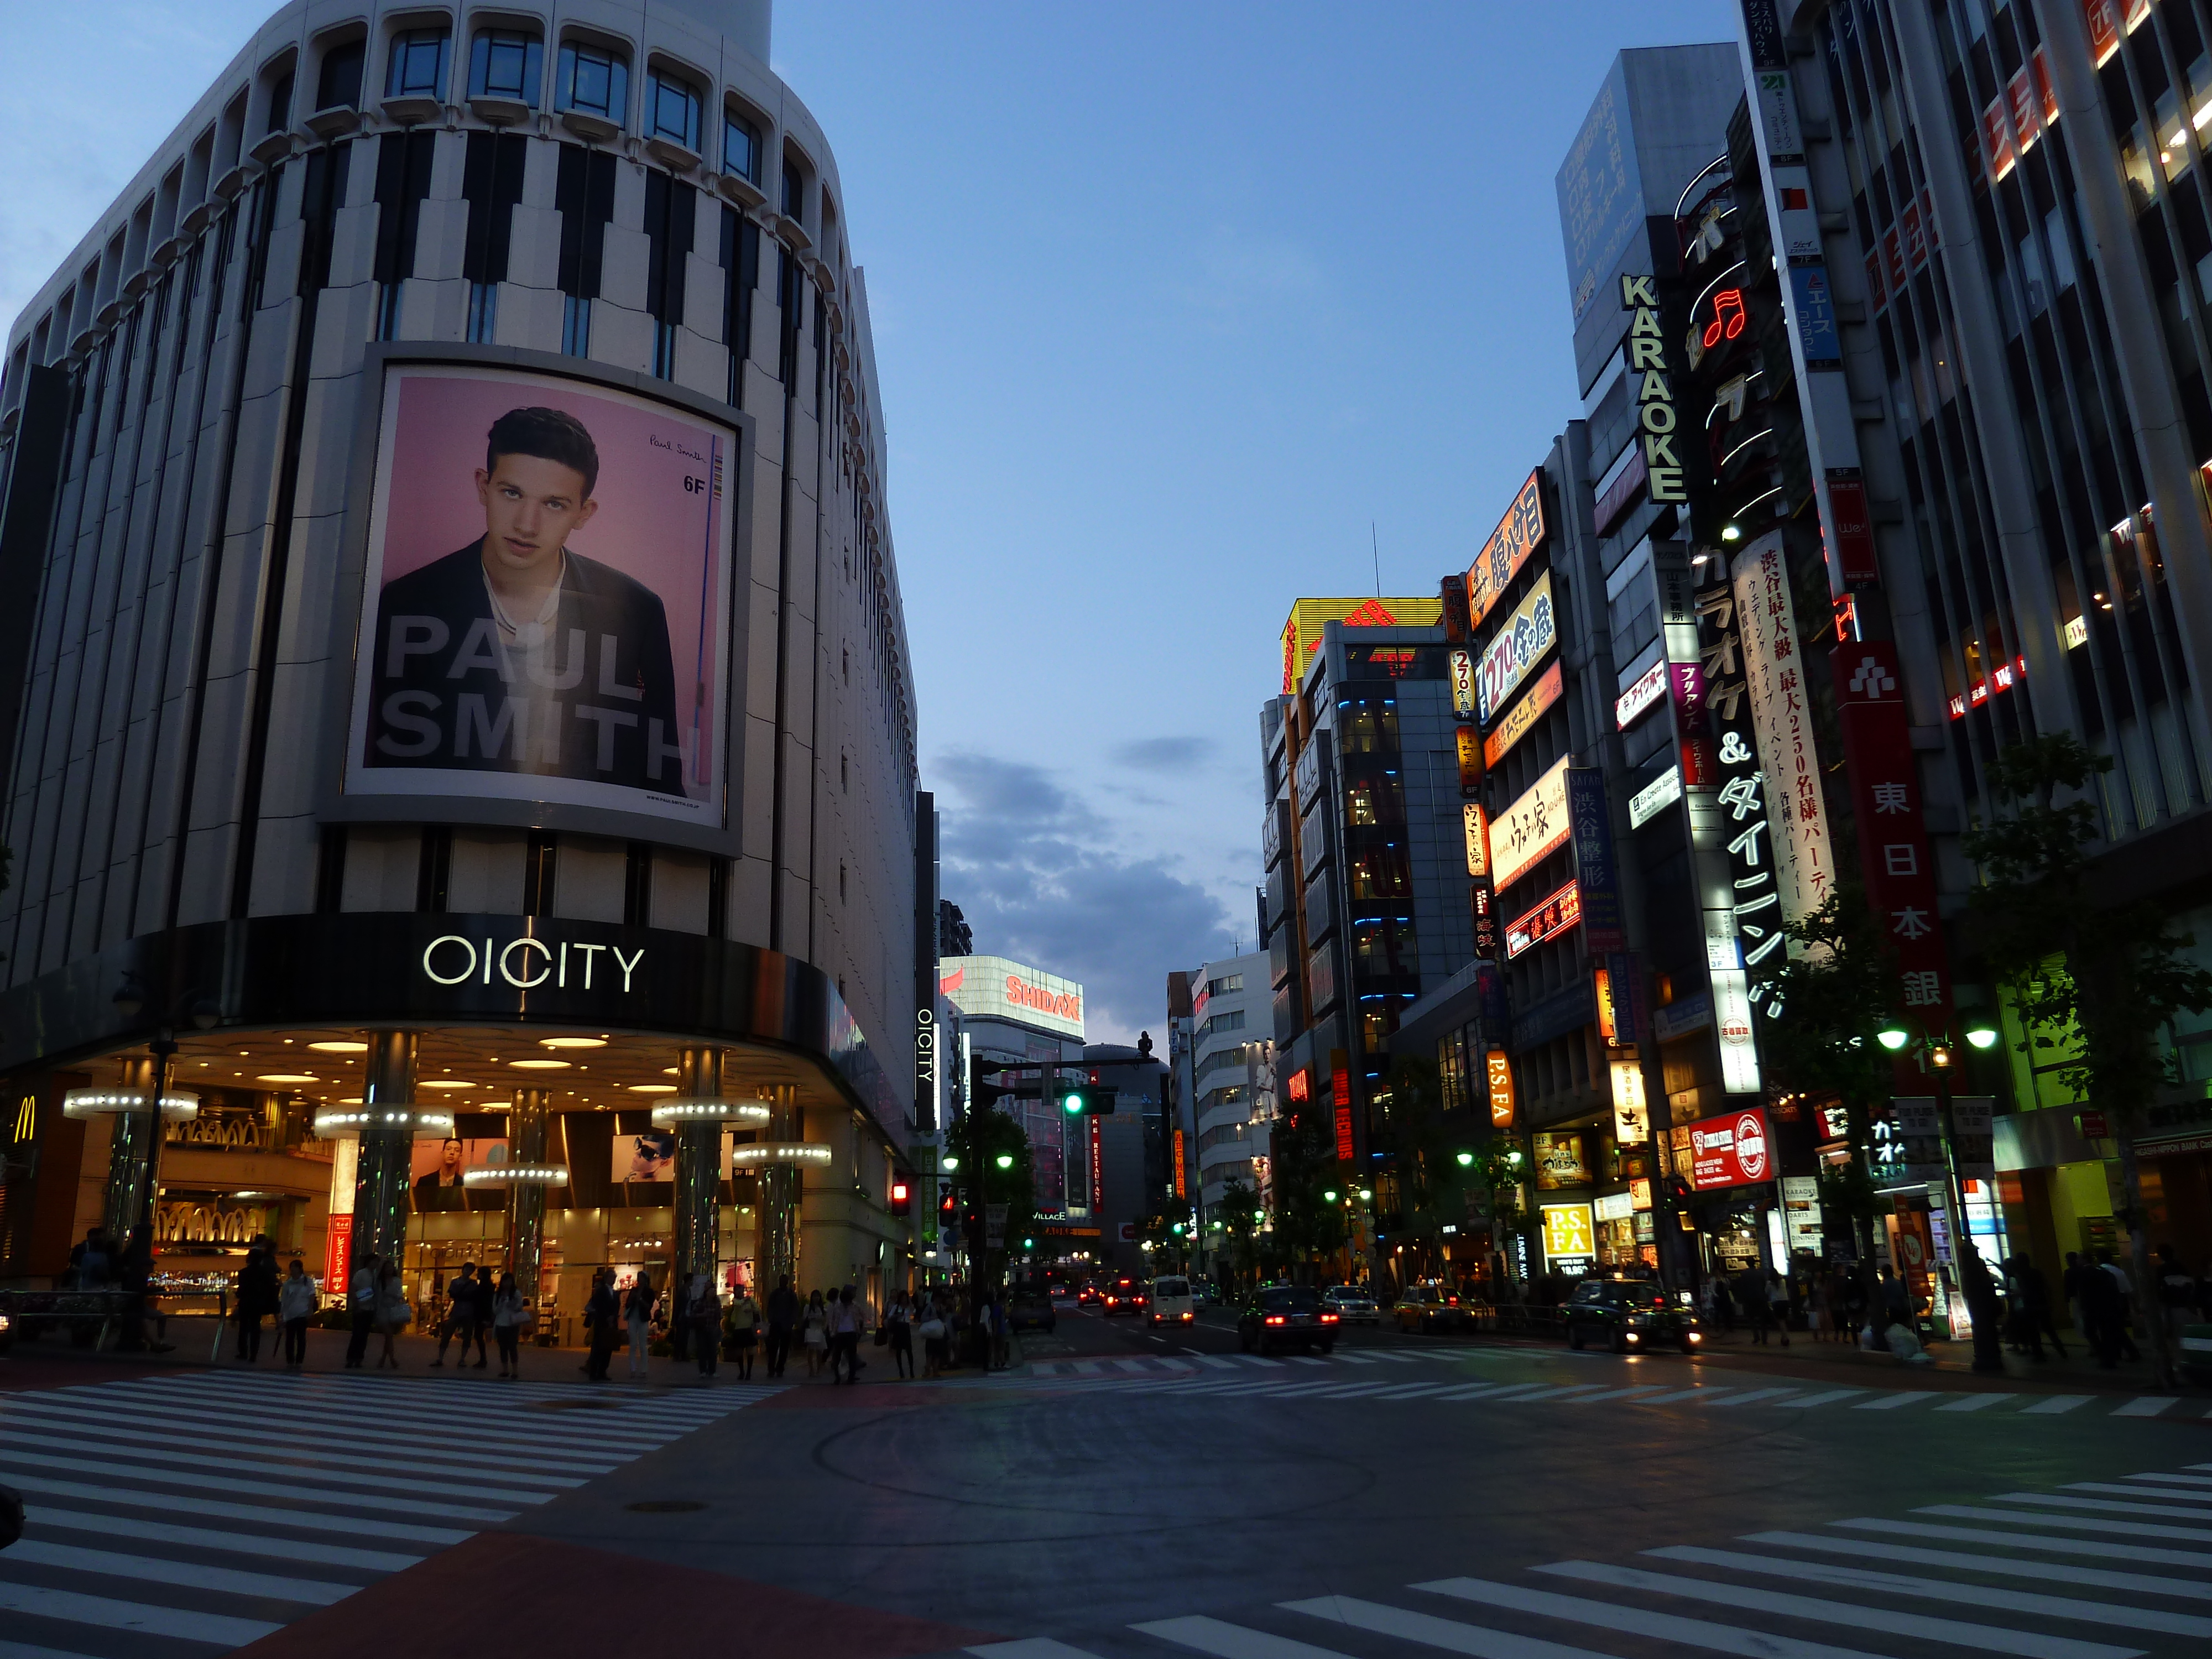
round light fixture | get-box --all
[1876,1025,1912,1052]
[62,1087,200,1121]
[416,1079,478,1090]
[649,1099,773,1127]
[727,1143,834,1166]
[508,1058,570,1070]
[1965,1026,2000,1050]
[540,1037,607,1049]
[255,1074,320,1085]
[628,1083,678,1094]
[308,1040,368,1053]
[311,1105,457,1139]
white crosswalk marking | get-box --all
[1855,1390,1942,1410]
[2068,1482,2212,1504]
[1528,1559,2139,1659]
[2021,1395,2094,1413]
[1413,1575,1898,1659]
[1774,1389,1864,1408]
[0,1370,778,1657]
[993,1456,2212,1659]
[2113,1397,2179,1417]
[1647,1545,2212,1637]
[1934,1394,2015,1412]
[1916,1502,2212,1545]
[1705,1386,1802,1407]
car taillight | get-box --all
[1321,1312,1339,1323]
[1181,1312,1193,1321]
[1447,1296,1459,1306]
[1265,1314,1286,1326]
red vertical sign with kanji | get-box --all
[1829,641,1952,1030]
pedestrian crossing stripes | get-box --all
[1023,1347,1442,1380]
[984,1360,2208,1420]
[0,1368,779,1657]
[963,1456,2212,1659]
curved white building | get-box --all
[0,1,922,1327]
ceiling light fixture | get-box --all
[309,1040,368,1053]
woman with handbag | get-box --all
[491,1271,527,1380]
[887,1292,914,1380]
[918,1297,947,1380]
[624,1271,656,1381]
[373,1262,410,1370]
[800,1288,829,1380]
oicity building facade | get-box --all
[0,0,926,1334]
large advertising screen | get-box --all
[939,955,1086,1041]
[344,364,736,829]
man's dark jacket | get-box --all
[364,541,685,794]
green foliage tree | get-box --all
[1759,883,1902,1341]
[1215,1174,1259,1292]
[1962,733,2212,1387]
[1266,1108,1346,1279]
[943,1105,1035,1302]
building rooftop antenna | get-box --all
[1371,520,1381,597]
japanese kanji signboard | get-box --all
[1830,639,1951,1029]
[1734,535,1837,937]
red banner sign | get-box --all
[1830,641,1952,1029]
[1687,1108,1773,1190]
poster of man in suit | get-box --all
[346,365,733,828]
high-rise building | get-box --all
[1726,0,2212,1277]
[1260,599,1477,1254]
[0,0,921,1324]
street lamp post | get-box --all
[1879,1019,2004,1374]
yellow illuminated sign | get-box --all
[1542,1202,1595,1260]
[1279,596,1444,693]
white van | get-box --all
[1149,1275,1195,1327]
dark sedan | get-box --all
[1237,1285,1340,1355]
[1008,1284,1057,1333]
[1561,1275,1704,1354]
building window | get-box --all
[651,319,677,378]
[416,826,452,913]
[624,842,653,926]
[562,295,591,357]
[468,30,541,105]
[1207,973,1244,995]
[375,283,404,340]
[781,158,804,221]
[646,68,701,152]
[385,28,450,100]
[557,39,628,123]
[265,70,295,135]
[725,112,761,181]
[461,130,526,346]
[467,283,497,343]
[316,39,365,112]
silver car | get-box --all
[1322,1285,1380,1324]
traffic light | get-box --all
[1058,1072,1117,1116]
[890,1178,911,1218]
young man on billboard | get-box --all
[366,406,684,794]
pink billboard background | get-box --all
[373,368,729,799]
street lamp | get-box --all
[1455,1150,1475,1167]
[1322,1189,1338,1203]
[1877,1017,2005,1372]
[994,1152,1014,1170]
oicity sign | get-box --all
[421,933,647,992]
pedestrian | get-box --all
[2006,1256,2066,1360]
[116,1225,163,1353]
[920,1296,947,1379]
[801,1288,829,1379]
[888,1292,914,1380]
[373,1260,410,1369]
[433,1263,478,1367]
[583,1269,619,1382]
[2093,1248,2143,1361]
[1877,1264,1912,1335]
[1707,1274,1736,1338]
[1738,1270,1774,1345]
[669,1271,692,1365]
[235,1244,275,1363]
[691,1272,721,1380]
[2155,1244,2200,1345]
[346,1252,378,1369]
[278,1258,316,1371]
[624,1271,655,1380]
[491,1271,526,1379]
[765,1274,798,1379]
[728,1284,760,1380]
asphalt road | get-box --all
[2,1311,2206,1659]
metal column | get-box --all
[351,1031,418,1269]
[507,1088,554,1304]
[673,1047,724,1286]
[757,1083,800,1291]
[100,1058,159,1243]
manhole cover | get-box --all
[531,1399,620,1412]
[625,1500,706,1514]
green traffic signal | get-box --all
[1062,1092,1085,1114]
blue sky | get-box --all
[0,1,1743,1041]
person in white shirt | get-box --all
[277,1260,318,1371]
[345,1254,378,1369]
